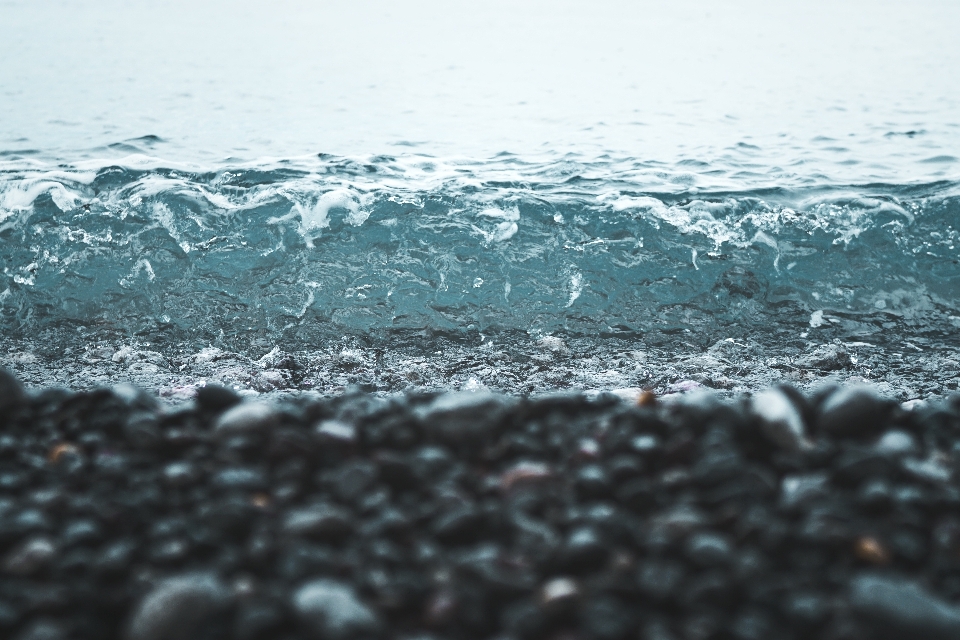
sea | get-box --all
[1,0,958,401]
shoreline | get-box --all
[3,330,958,405]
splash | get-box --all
[0,153,958,348]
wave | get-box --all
[1,153,958,348]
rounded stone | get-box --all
[816,386,892,439]
[293,579,380,639]
[562,527,608,572]
[162,462,197,488]
[0,368,26,413]
[685,532,733,566]
[751,388,810,451]
[850,574,960,639]
[575,464,611,499]
[4,537,56,575]
[282,505,353,540]
[539,577,580,609]
[195,385,242,413]
[126,573,230,640]
[875,430,918,456]
[414,391,517,446]
[213,402,279,436]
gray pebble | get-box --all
[751,389,810,451]
[293,579,380,639]
[315,419,357,444]
[631,434,660,453]
[162,462,197,488]
[685,532,733,566]
[4,536,55,575]
[875,430,918,456]
[0,368,26,412]
[13,619,66,640]
[780,473,829,509]
[902,457,952,483]
[283,504,353,539]
[414,392,517,445]
[126,573,230,640]
[61,519,101,546]
[213,402,278,436]
[796,343,851,371]
[817,385,891,438]
[213,468,266,490]
[850,573,960,639]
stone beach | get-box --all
[3,367,960,639]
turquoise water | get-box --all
[1,0,958,352]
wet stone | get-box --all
[4,536,56,575]
[283,504,353,540]
[631,433,660,453]
[334,461,378,501]
[2,368,960,639]
[538,577,580,610]
[607,454,644,481]
[315,420,357,445]
[902,457,953,483]
[499,461,551,492]
[61,519,101,547]
[796,343,852,371]
[636,559,686,602]
[195,384,242,413]
[411,446,453,480]
[562,527,608,572]
[232,602,285,640]
[0,368,26,413]
[579,596,635,640]
[432,505,483,543]
[685,531,734,566]
[11,509,51,534]
[293,579,380,640]
[375,452,418,490]
[214,402,279,437]
[857,479,893,512]
[12,619,67,640]
[782,592,830,627]
[414,392,517,447]
[213,467,266,490]
[875,430,918,456]
[162,462,197,488]
[817,386,893,439]
[574,464,611,499]
[751,387,811,451]
[730,608,772,640]
[0,600,18,629]
[850,574,960,639]
[781,473,830,509]
[95,539,136,574]
[126,573,230,640]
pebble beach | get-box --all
[3,368,960,639]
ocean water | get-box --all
[1,0,959,398]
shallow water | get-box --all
[1,0,958,398]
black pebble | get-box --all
[0,370,956,640]
[195,385,242,413]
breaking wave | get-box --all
[1,152,958,348]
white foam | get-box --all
[566,272,583,308]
